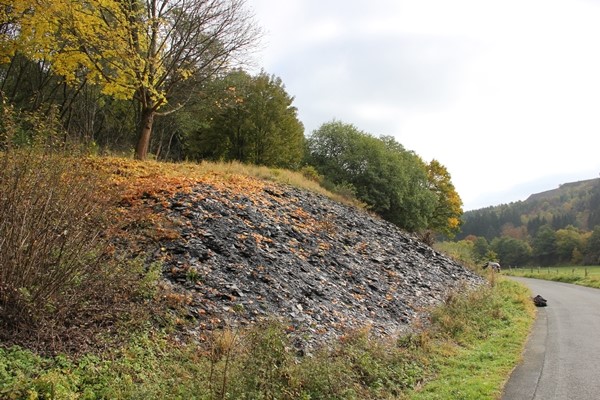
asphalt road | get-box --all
[502,277,600,400]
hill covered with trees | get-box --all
[447,178,600,267]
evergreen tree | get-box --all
[584,226,600,265]
[587,181,600,229]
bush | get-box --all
[0,100,63,150]
[0,149,149,353]
[430,283,510,345]
[299,165,322,183]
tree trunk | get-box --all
[135,107,154,160]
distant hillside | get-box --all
[526,178,599,203]
[457,177,600,242]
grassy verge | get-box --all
[0,277,534,399]
[407,277,534,399]
[504,266,600,289]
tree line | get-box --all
[443,179,600,266]
[0,0,463,236]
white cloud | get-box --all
[248,0,600,210]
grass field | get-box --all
[504,265,600,289]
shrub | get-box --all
[300,165,322,183]
[430,283,510,344]
[0,149,150,353]
[214,320,296,399]
[0,280,533,399]
[0,100,63,150]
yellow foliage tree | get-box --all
[427,159,463,237]
[0,0,260,159]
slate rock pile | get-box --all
[152,180,485,349]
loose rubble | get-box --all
[148,180,484,350]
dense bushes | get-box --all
[305,121,437,233]
[0,149,153,352]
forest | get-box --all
[443,178,600,267]
[0,0,462,237]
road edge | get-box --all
[501,280,548,400]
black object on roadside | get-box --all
[533,295,547,307]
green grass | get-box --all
[407,277,534,399]
[504,265,600,289]
[0,277,534,400]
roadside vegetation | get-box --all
[1,268,534,400]
[408,275,534,399]
[435,239,600,289]
[0,149,162,354]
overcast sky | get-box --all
[246,0,600,210]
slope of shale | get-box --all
[121,164,485,351]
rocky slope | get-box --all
[143,175,484,350]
